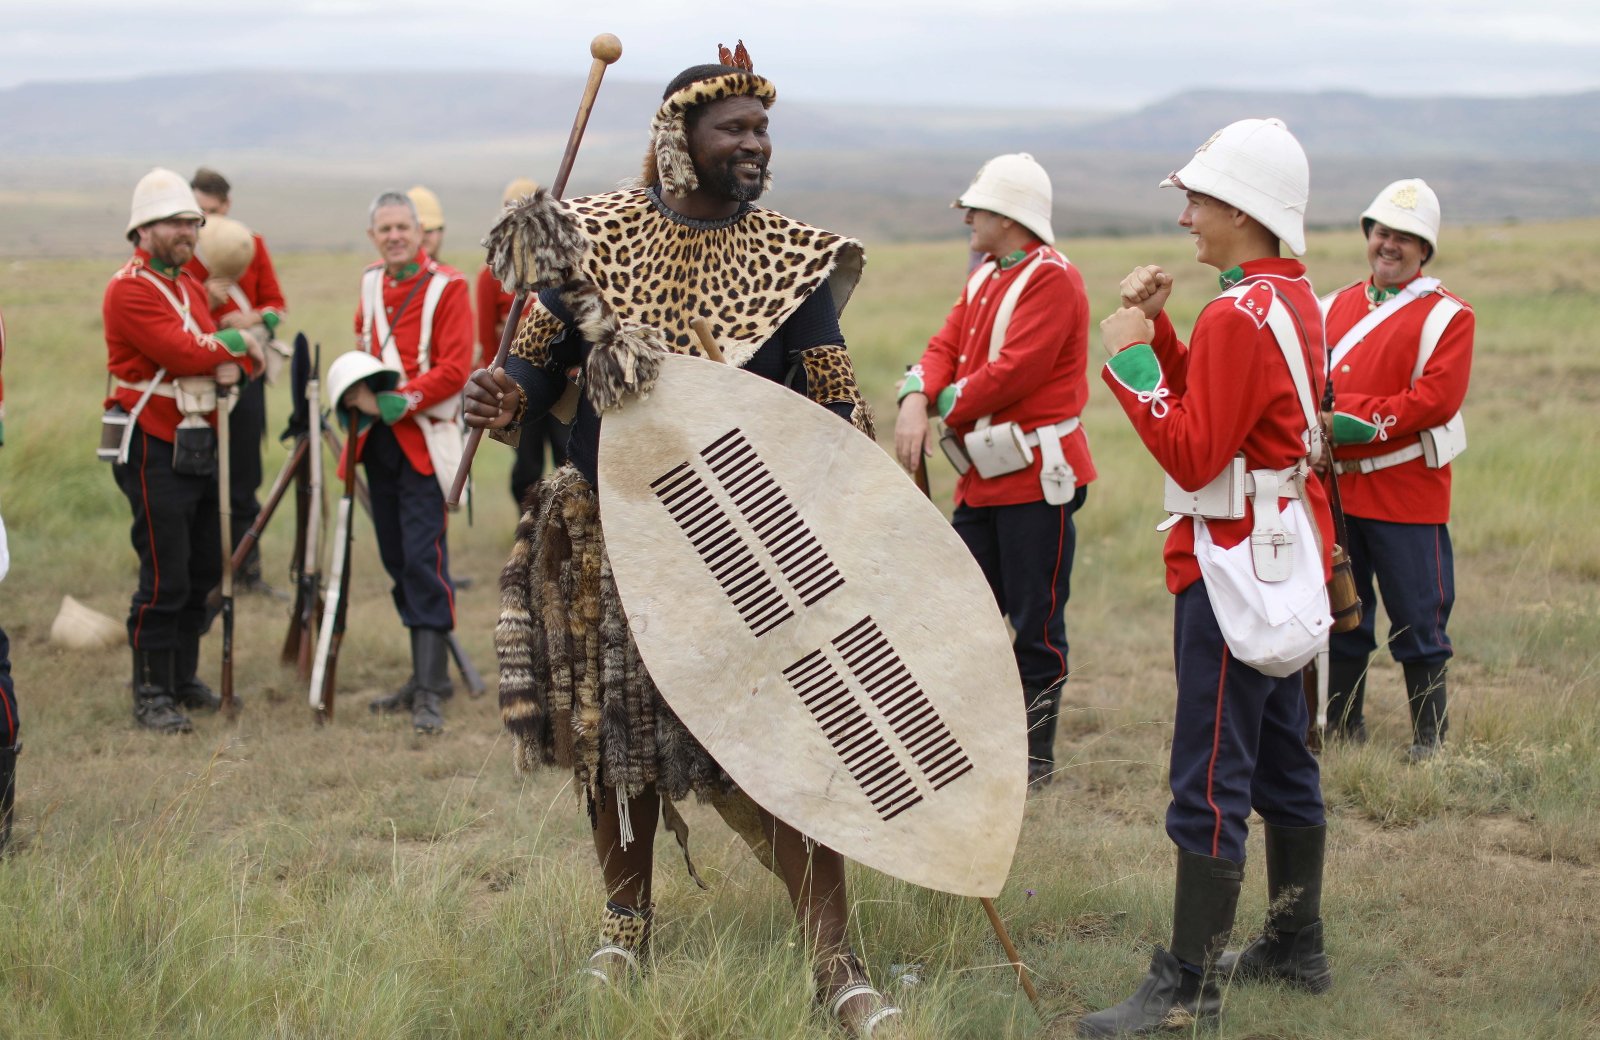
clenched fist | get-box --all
[1120,265,1173,319]
[1100,307,1155,358]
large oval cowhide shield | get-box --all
[598,353,1025,897]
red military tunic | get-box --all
[103,250,257,442]
[474,265,516,370]
[349,250,472,475]
[185,233,287,329]
[909,242,1097,507]
[1102,259,1335,594]
[1323,275,1474,524]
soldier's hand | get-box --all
[205,277,233,312]
[893,395,933,475]
[215,361,243,387]
[1120,265,1173,319]
[462,367,521,430]
[341,383,381,417]
[1100,307,1156,358]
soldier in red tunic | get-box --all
[104,169,263,733]
[894,153,1096,789]
[1081,120,1334,1037]
[1319,179,1472,759]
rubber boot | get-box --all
[410,628,449,735]
[370,628,424,715]
[1325,655,1368,743]
[1077,848,1243,1037]
[173,632,223,712]
[1403,662,1448,761]
[1216,823,1332,992]
[0,742,18,855]
[1026,684,1061,788]
[132,649,193,734]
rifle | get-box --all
[310,404,358,721]
[218,380,237,714]
[284,340,325,679]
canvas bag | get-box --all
[1192,282,1330,676]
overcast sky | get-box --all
[4,1,1598,109]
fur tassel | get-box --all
[650,110,699,196]
[482,188,590,294]
[558,282,668,413]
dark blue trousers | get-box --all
[1167,583,1325,864]
[510,414,570,510]
[0,624,17,747]
[361,424,455,632]
[952,487,1086,692]
[1330,515,1454,667]
[112,427,221,650]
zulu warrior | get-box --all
[1083,120,1335,1036]
[1320,179,1473,760]
[464,50,901,1036]
[104,169,263,733]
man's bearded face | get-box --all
[687,95,771,203]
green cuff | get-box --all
[213,328,249,357]
[377,391,410,425]
[1105,343,1162,394]
[897,369,926,402]
[933,385,957,419]
[262,312,281,335]
[1331,411,1380,445]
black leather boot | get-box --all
[1325,655,1368,743]
[132,649,192,734]
[0,741,18,855]
[370,628,424,715]
[1217,823,1332,993]
[1026,684,1061,787]
[1077,848,1242,1037]
[173,633,223,712]
[410,628,449,735]
[1404,662,1448,761]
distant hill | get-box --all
[1,72,1595,257]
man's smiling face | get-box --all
[687,95,771,203]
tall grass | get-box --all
[0,219,1596,1037]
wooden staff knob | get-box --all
[591,34,623,64]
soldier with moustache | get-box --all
[104,169,264,733]
[1081,120,1335,1036]
[894,153,1096,789]
[1319,180,1472,760]
[184,167,289,595]
[332,191,472,734]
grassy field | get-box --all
[0,217,1596,1039]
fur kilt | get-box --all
[497,465,732,807]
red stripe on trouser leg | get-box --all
[1206,647,1229,857]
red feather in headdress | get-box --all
[717,40,755,71]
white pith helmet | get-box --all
[1361,178,1440,260]
[127,167,204,235]
[1161,118,1309,256]
[196,216,256,280]
[407,185,444,231]
[955,153,1055,244]
[327,351,403,412]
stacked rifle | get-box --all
[225,334,484,722]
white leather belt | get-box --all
[1336,441,1424,475]
[1246,466,1304,498]
[1022,416,1080,446]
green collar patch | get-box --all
[996,249,1030,271]
[1367,282,1402,306]
[1218,266,1245,290]
[389,262,421,283]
